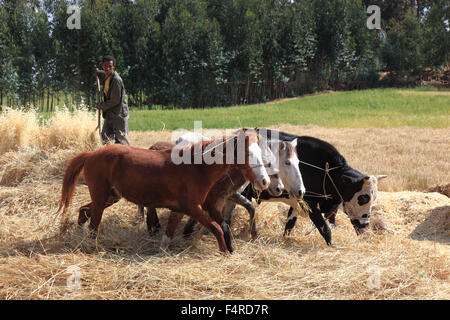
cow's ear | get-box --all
[341,175,355,185]
[376,174,388,181]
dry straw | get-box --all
[0,108,41,155]
[0,107,100,186]
[0,115,448,300]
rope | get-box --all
[226,172,235,186]
[304,190,332,198]
[255,189,261,204]
[298,160,344,202]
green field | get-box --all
[128,87,450,131]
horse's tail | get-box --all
[56,151,90,219]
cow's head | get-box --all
[341,174,387,234]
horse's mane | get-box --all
[186,136,230,152]
[174,135,238,162]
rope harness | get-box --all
[298,160,344,202]
[249,160,345,206]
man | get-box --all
[94,55,130,145]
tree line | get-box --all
[0,0,448,110]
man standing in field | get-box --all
[94,55,130,145]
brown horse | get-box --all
[56,130,269,254]
[144,141,285,253]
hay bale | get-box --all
[372,191,450,243]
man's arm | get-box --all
[94,69,106,82]
[99,80,122,112]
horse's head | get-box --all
[342,174,387,234]
[256,132,284,196]
[277,138,305,199]
[233,129,270,191]
[267,173,284,196]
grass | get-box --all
[4,87,449,130]
[128,87,450,131]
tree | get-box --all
[2,0,43,106]
[381,9,425,75]
[0,3,20,105]
[422,0,450,69]
[112,0,159,108]
[156,0,226,107]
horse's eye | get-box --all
[358,194,370,206]
[266,163,271,168]
[285,161,291,166]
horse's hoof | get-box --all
[89,232,98,240]
[182,232,193,239]
[159,234,170,251]
[148,226,160,236]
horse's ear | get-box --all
[291,138,298,148]
[279,141,286,151]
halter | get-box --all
[298,160,344,203]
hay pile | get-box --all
[0,122,448,300]
[0,189,448,300]
[372,191,449,243]
[0,107,100,186]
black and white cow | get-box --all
[232,129,387,245]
